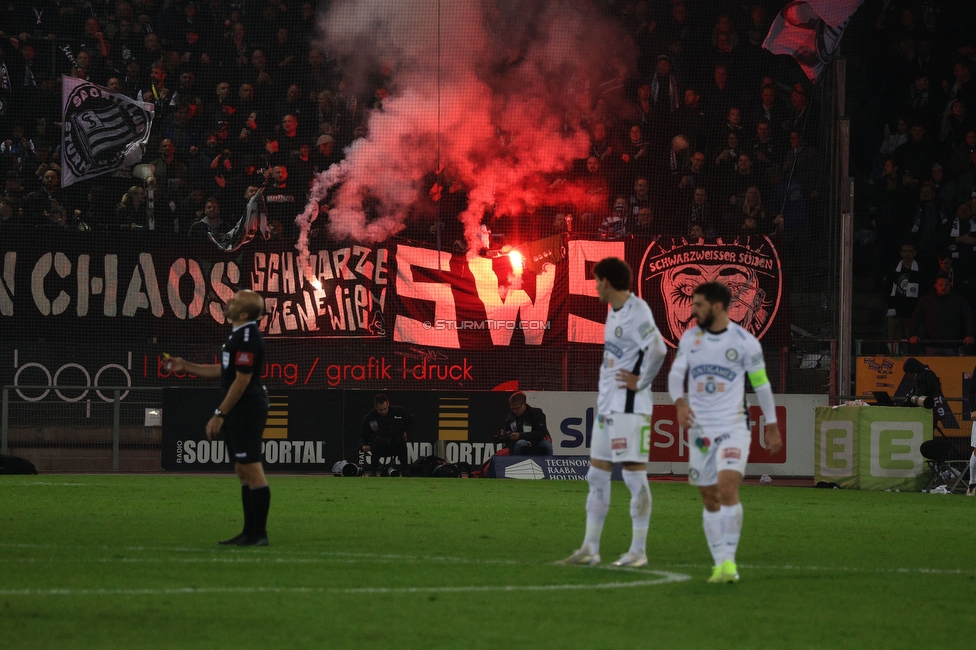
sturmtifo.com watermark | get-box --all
[422,319,552,331]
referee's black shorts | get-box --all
[223,389,270,465]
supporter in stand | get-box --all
[188,196,229,240]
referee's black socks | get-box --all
[250,485,271,536]
[241,485,254,535]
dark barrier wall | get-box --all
[162,388,511,471]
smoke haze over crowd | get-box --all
[296,0,634,261]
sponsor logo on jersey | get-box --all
[695,380,725,393]
[725,348,738,361]
[722,448,741,460]
[235,351,254,367]
[604,342,624,358]
[638,321,655,339]
[611,438,627,450]
[222,351,230,368]
[690,364,737,381]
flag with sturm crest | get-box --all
[60,76,155,187]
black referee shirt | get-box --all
[220,321,265,396]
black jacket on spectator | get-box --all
[359,405,418,448]
[910,289,976,343]
[503,405,551,444]
[885,260,922,318]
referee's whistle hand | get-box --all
[205,416,222,440]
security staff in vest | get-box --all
[359,394,417,475]
[500,391,553,456]
[165,290,271,546]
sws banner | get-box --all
[1,234,787,348]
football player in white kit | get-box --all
[558,257,667,568]
[668,281,782,583]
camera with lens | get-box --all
[905,395,934,409]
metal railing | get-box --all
[2,385,163,471]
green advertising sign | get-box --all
[814,407,932,491]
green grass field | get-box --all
[2,475,973,649]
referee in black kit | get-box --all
[166,290,272,546]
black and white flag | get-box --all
[209,186,271,252]
[61,76,155,187]
[763,0,864,83]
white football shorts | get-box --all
[687,424,751,486]
[591,412,651,464]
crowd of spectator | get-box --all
[856,1,976,352]
[0,0,824,253]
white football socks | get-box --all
[721,503,744,563]
[583,465,612,554]
[702,508,724,565]
[969,452,976,486]
[622,469,652,555]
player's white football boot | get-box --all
[966,484,976,497]
[611,551,648,567]
[556,547,600,566]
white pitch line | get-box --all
[0,544,970,576]
[665,562,972,576]
[2,482,92,486]
[0,570,691,597]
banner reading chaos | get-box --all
[0,233,787,391]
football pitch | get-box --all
[2,475,972,649]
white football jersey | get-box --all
[670,321,766,429]
[598,294,663,415]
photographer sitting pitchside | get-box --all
[499,391,553,456]
[359,394,417,476]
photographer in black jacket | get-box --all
[499,391,553,456]
[359,393,417,476]
[903,358,955,430]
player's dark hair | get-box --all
[593,257,631,291]
[509,391,526,408]
[374,393,389,406]
[694,281,732,309]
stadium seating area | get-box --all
[849,0,976,351]
[1,0,822,245]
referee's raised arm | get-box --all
[163,356,220,378]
